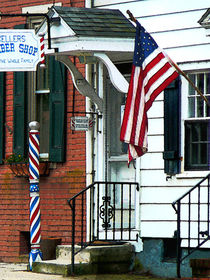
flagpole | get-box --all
[126,10,210,107]
[127,10,136,23]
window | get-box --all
[184,72,210,171]
[35,59,50,156]
[13,23,66,163]
[107,81,127,157]
[107,63,131,157]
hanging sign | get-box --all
[0,29,42,71]
[71,116,93,131]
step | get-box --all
[32,242,134,276]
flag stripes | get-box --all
[120,22,179,164]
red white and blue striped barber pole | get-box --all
[29,121,43,270]
[39,33,45,68]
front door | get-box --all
[104,78,140,241]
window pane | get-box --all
[188,74,195,95]
[185,121,210,170]
[207,73,210,94]
[200,144,207,164]
[196,96,203,117]
[200,122,207,141]
[188,97,195,117]
[108,82,128,156]
[206,97,210,117]
[37,94,49,154]
[207,74,210,117]
[191,143,198,165]
[197,73,204,93]
[192,124,199,141]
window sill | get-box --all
[176,170,210,179]
[40,153,49,161]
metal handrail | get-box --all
[172,173,210,278]
[67,181,139,274]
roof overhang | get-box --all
[37,7,136,111]
[38,7,135,62]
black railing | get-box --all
[67,181,139,274]
[172,173,210,278]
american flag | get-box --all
[120,21,179,164]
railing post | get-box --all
[28,121,43,270]
[176,200,181,278]
[71,199,75,275]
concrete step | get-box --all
[32,242,134,276]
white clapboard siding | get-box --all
[148,118,164,135]
[147,100,163,118]
[141,221,177,238]
[167,44,210,64]
[147,135,164,152]
[141,204,177,221]
[141,170,208,188]
[137,9,207,33]
[95,0,210,245]
[140,152,164,170]
[95,0,209,20]
[152,28,209,50]
[140,186,194,204]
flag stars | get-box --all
[133,23,159,66]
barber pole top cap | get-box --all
[29,121,40,131]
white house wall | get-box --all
[92,0,210,245]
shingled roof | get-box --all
[51,6,136,38]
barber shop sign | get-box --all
[0,29,43,71]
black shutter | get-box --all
[163,77,181,175]
[49,56,66,162]
[13,24,27,157]
[0,73,5,164]
[13,71,27,157]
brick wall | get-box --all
[0,0,86,262]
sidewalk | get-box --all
[0,263,164,280]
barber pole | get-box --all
[29,121,43,270]
[39,33,45,68]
